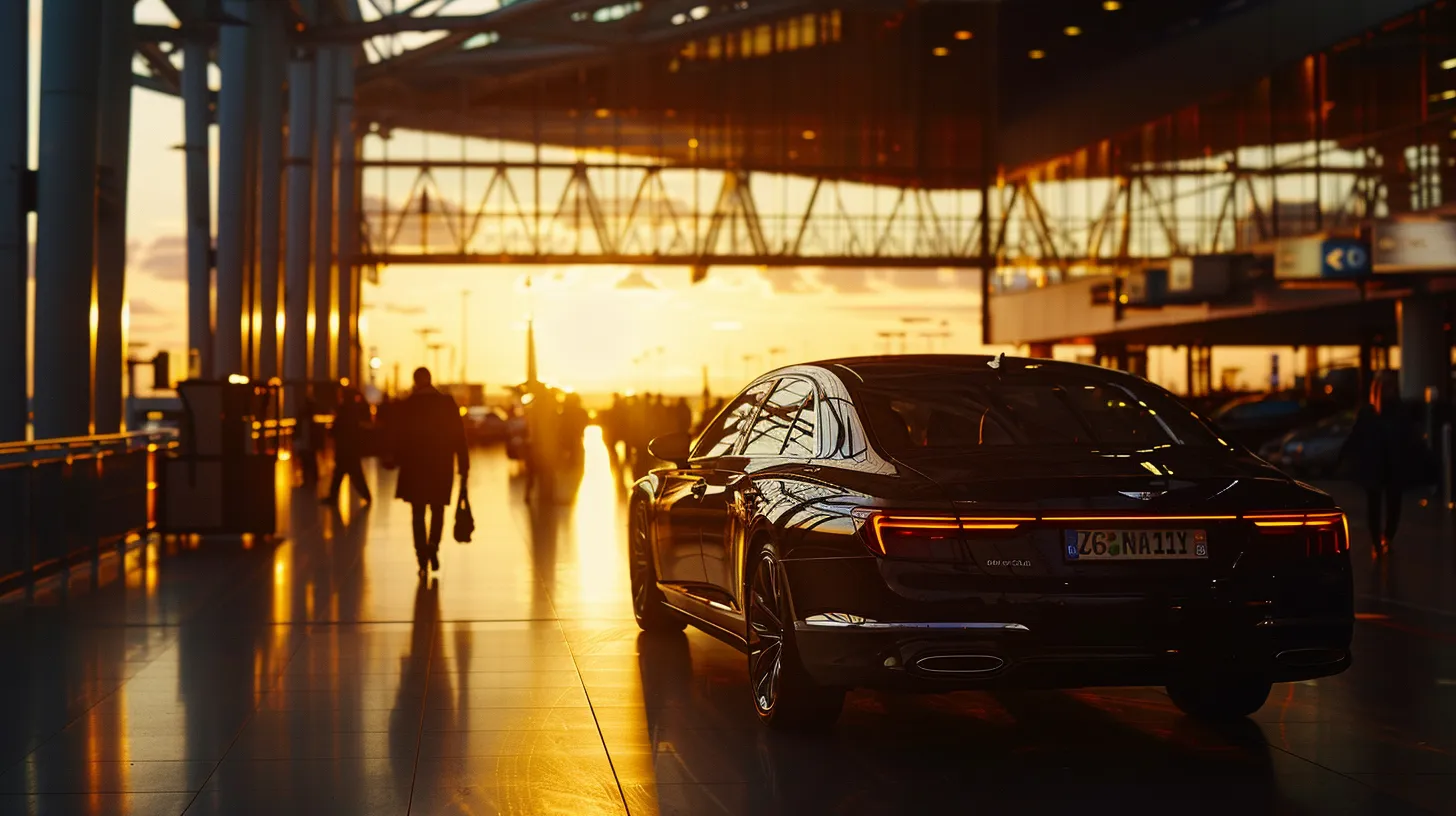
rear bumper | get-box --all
[782,555,1354,691]
[791,616,1352,690]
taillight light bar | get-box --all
[855,510,1349,558]
[1246,511,1349,555]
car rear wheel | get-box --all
[747,543,844,731]
[1166,676,1272,721]
[630,500,685,633]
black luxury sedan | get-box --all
[628,356,1353,730]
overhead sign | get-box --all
[1168,257,1194,292]
[1275,236,1370,280]
[1373,220,1456,273]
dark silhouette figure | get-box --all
[1342,370,1423,556]
[324,386,373,506]
[560,392,589,464]
[297,396,321,485]
[391,367,468,575]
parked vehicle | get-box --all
[629,355,1353,730]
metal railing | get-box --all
[0,430,179,599]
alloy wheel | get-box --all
[748,552,785,714]
[630,503,652,620]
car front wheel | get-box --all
[747,543,844,731]
[1166,676,1272,721]
[630,500,685,633]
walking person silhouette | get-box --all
[390,368,469,575]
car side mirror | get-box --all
[647,432,692,465]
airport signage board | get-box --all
[1274,236,1370,280]
[1164,255,1236,301]
[1373,219,1456,273]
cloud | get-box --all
[136,234,189,281]
[128,297,169,317]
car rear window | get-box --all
[853,367,1222,453]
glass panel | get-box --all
[856,369,1219,453]
[693,381,774,458]
[742,378,816,457]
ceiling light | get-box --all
[671,12,686,24]
[688,137,699,148]
[932,46,949,57]
[1028,49,1046,59]
[1103,1,1121,9]
[1444,57,1456,70]
[802,129,816,140]
[689,4,709,20]
[1064,26,1082,36]
[954,30,972,41]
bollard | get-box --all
[1444,423,1453,511]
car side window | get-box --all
[742,377,816,457]
[693,381,774,458]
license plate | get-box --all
[1064,529,1208,561]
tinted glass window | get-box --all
[693,381,773,458]
[855,368,1220,453]
[742,378,816,457]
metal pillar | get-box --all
[977,1,999,346]
[214,0,251,378]
[283,48,315,414]
[183,28,212,380]
[334,45,357,383]
[33,0,103,439]
[1398,296,1447,403]
[312,47,335,383]
[0,0,26,440]
[95,0,133,432]
[256,4,284,381]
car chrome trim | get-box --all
[798,614,1030,632]
[914,654,1006,674]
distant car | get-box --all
[629,356,1354,730]
[1262,410,1357,478]
[465,407,509,446]
[1210,394,1341,451]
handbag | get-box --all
[453,477,475,543]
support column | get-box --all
[1398,296,1448,403]
[0,0,26,440]
[1304,345,1320,397]
[283,49,314,414]
[334,45,357,383]
[256,5,284,381]
[183,29,212,380]
[94,0,133,433]
[214,0,252,378]
[33,0,102,438]
[312,48,335,383]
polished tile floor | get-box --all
[2,428,1456,815]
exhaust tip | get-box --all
[1276,647,1347,667]
[914,654,1005,674]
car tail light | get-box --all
[855,512,1029,559]
[1247,512,1348,556]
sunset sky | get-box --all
[22,0,1310,401]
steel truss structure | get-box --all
[358,154,987,267]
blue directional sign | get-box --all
[1320,238,1371,278]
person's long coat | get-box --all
[392,386,468,505]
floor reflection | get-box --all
[0,428,1451,814]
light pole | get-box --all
[415,326,439,371]
[460,289,470,383]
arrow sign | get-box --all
[1326,247,1346,272]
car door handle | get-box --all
[690,479,708,498]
